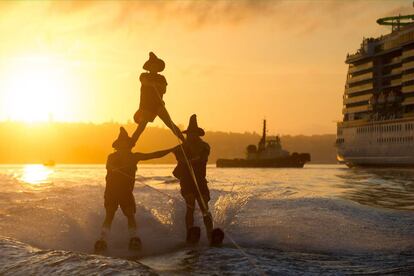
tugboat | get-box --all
[216,120,311,168]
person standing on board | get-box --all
[172,114,223,245]
[94,126,178,252]
[132,51,185,143]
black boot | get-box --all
[186,226,201,244]
[129,236,142,251]
[210,228,225,246]
[94,239,107,253]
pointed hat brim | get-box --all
[182,114,205,136]
[112,127,134,149]
[143,52,165,72]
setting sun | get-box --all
[1,55,74,122]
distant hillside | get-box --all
[0,122,337,164]
[279,134,337,164]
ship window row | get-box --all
[405,123,414,131]
[356,124,402,134]
[345,101,369,108]
[336,138,344,144]
[377,136,414,143]
[404,67,414,75]
[404,79,414,86]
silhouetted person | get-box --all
[96,126,177,251]
[172,114,214,242]
[133,52,185,143]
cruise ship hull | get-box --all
[337,119,414,167]
[338,155,414,167]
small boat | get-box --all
[43,160,56,167]
[216,120,311,168]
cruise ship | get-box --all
[336,13,414,167]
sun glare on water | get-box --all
[1,55,74,123]
[21,164,53,185]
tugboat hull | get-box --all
[216,153,310,168]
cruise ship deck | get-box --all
[337,14,414,166]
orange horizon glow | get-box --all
[0,1,412,135]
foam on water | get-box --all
[0,236,155,275]
[0,164,413,274]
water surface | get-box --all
[0,164,413,275]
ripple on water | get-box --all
[0,164,413,274]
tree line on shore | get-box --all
[0,122,337,164]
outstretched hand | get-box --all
[173,144,182,153]
[173,144,187,161]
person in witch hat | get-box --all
[95,127,179,252]
[172,114,214,243]
[132,51,185,143]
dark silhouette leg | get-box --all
[126,213,138,238]
[125,213,141,250]
[101,209,116,240]
[131,121,148,146]
[158,106,185,142]
[197,197,213,242]
[103,210,115,229]
[184,196,196,230]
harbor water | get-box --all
[0,164,413,275]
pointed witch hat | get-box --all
[112,127,134,149]
[143,52,165,72]
[182,114,205,136]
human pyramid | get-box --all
[94,52,224,253]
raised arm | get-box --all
[135,146,178,161]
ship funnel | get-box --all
[258,119,266,152]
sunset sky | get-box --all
[0,0,412,135]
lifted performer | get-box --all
[173,114,224,246]
[94,127,177,252]
[133,51,185,143]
